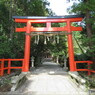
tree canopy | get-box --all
[0,0,53,58]
[1,0,95,67]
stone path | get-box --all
[17,61,88,95]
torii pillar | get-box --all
[23,21,31,72]
[67,21,75,71]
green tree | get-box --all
[0,0,53,59]
[68,0,95,67]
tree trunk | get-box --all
[85,1,95,69]
[9,0,16,40]
[85,11,92,40]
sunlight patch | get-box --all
[49,71,55,74]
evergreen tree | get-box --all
[68,0,95,67]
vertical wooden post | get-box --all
[8,60,11,74]
[67,21,75,71]
[88,62,91,75]
[1,59,4,76]
[23,21,31,72]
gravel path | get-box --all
[17,61,88,95]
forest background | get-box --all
[0,0,95,68]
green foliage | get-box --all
[0,0,54,59]
[69,0,95,15]
[68,0,95,60]
[49,35,67,57]
[30,34,67,65]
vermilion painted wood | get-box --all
[16,27,68,32]
[0,59,24,76]
[67,21,75,71]
[76,69,89,71]
[74,61,93,63]
[14,18,83,23]
[3,67,8,70]
[1,59,4,76]
[3,67,22,69]
[10,67,22,69]
[74,61,93,75]
[0,59,24,61]
[8,60,11,74]
[91,71,95,73]
[5,16,93,75]
[0,16,95,75]
[23,21,31,72]
[14,17,83,72]
[16,26,82,32]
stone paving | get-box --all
[17,61,88,95]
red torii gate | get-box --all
[13,15,83,72]
[0,15,94,76]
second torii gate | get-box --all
[13,15,83,72]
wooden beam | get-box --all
[15,18,83,23]
[16,26,82,32]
